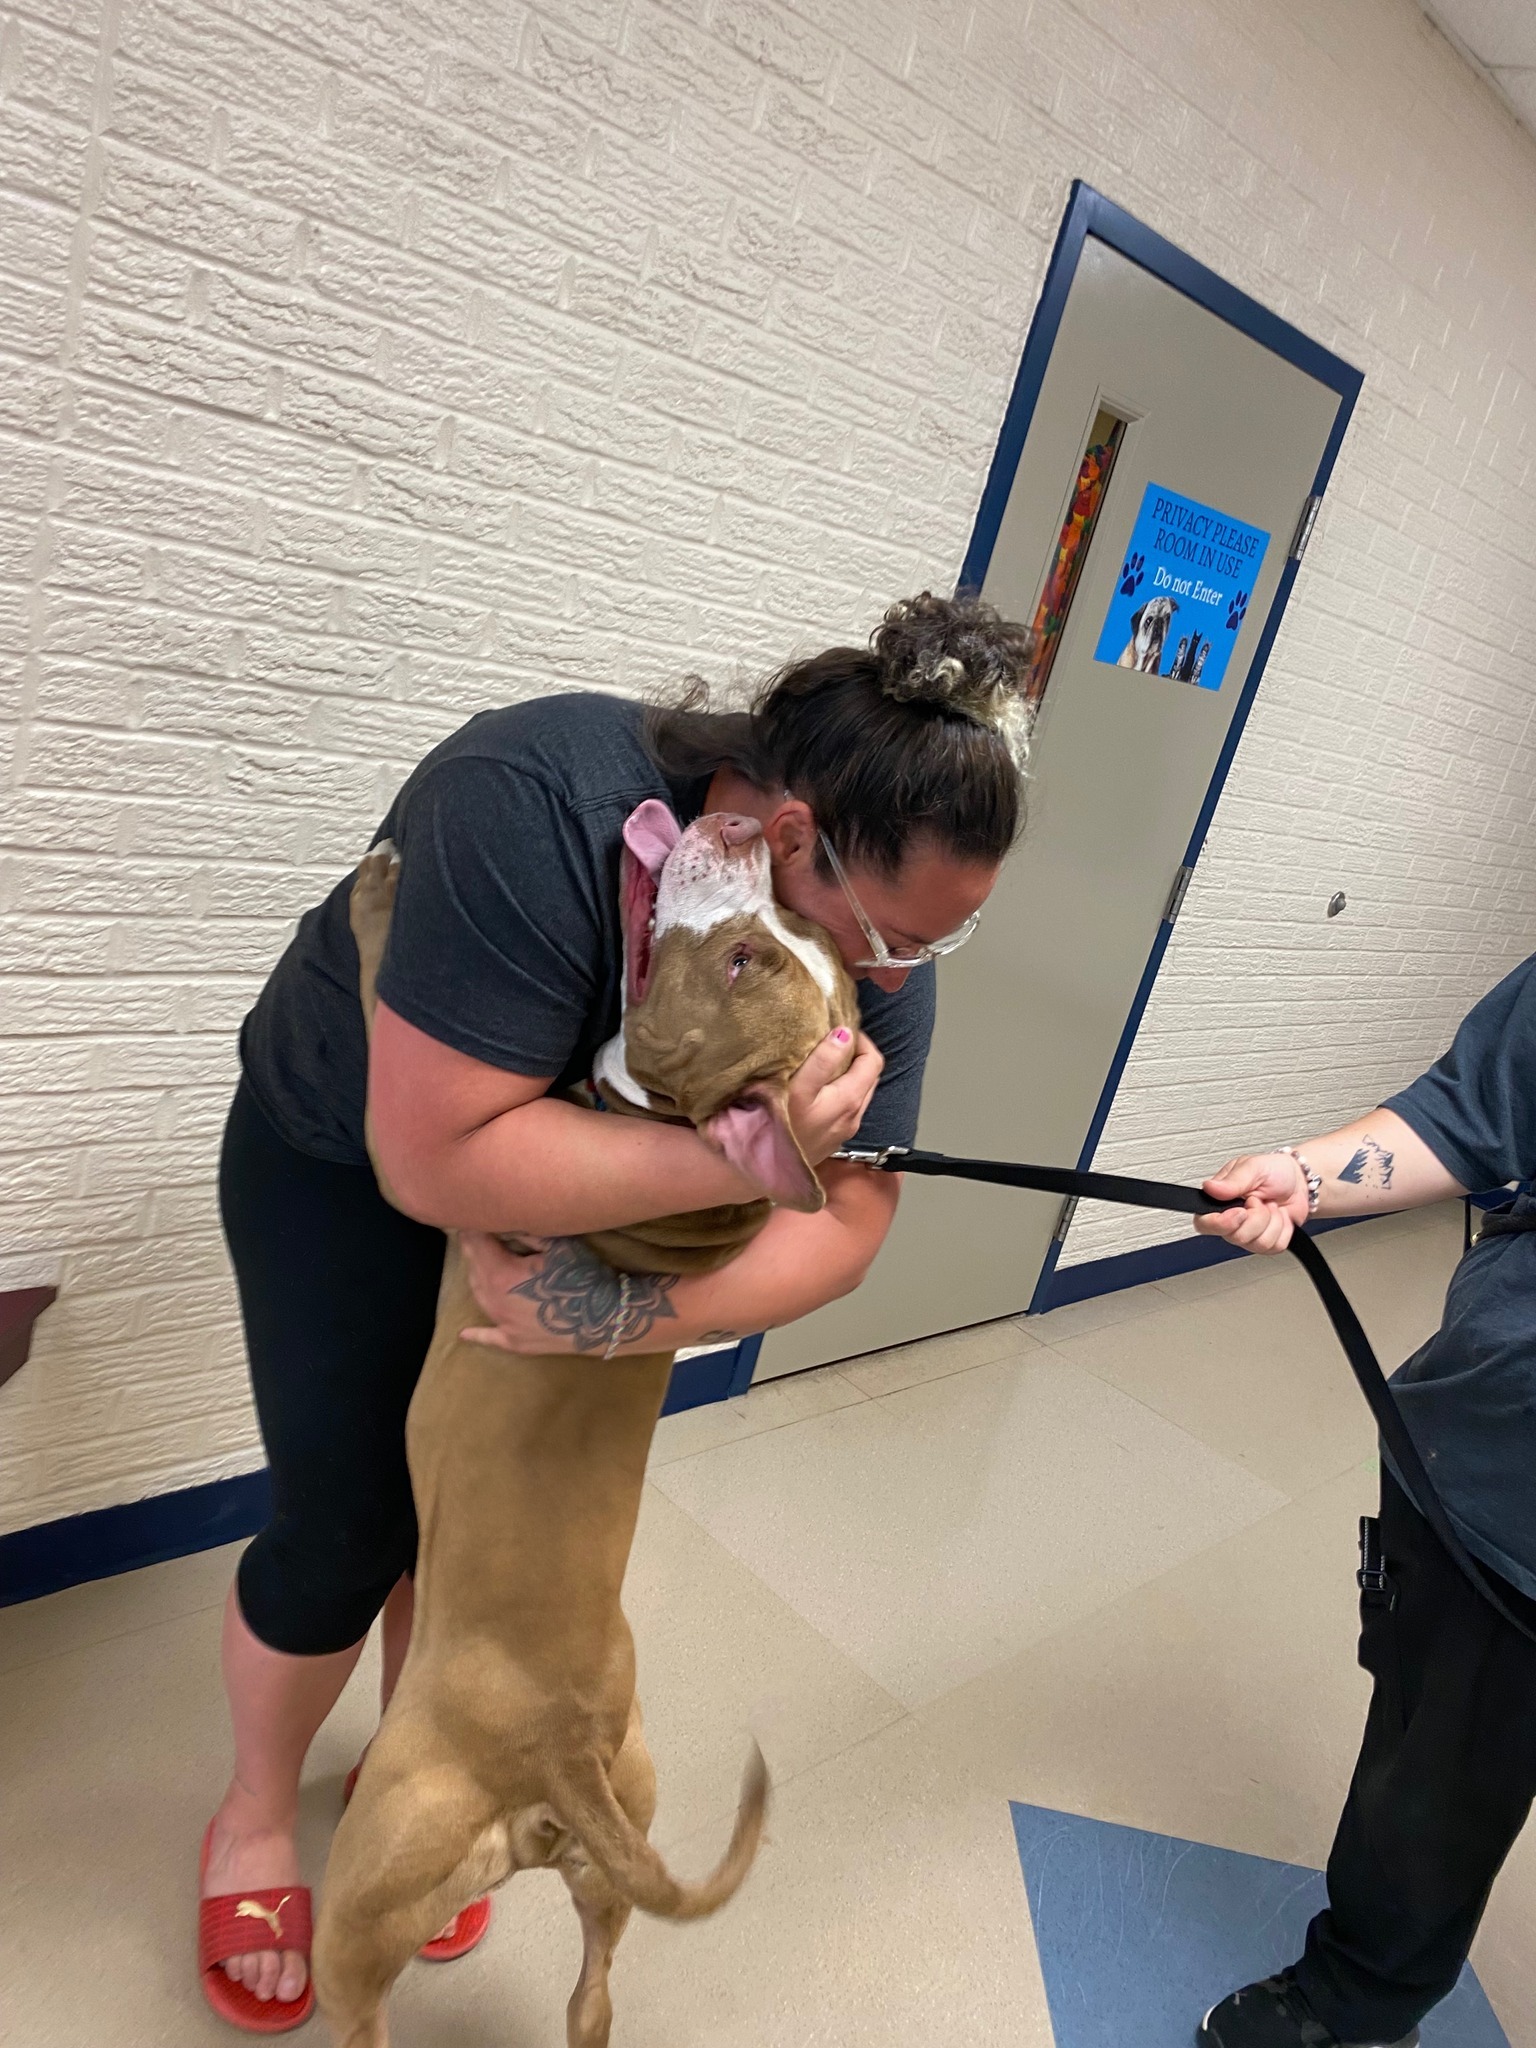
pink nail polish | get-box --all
[834,1027,852,1043]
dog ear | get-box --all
[622,799,682,877]
[620,801,683,1006]
[703,1084,824,1213]
[1129,604,1144,633]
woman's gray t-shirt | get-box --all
[240,691,936,1167]
[1384,953,1536,1600]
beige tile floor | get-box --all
[3,1201,1532,2047]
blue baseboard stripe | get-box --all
[0,1468,274,1608]
[0,1339,753,1609]
[655,1340,748,1418]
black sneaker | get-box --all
[1198,1971,1420,2048]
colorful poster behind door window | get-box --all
[1092,483,1270,691]
[1026,412,1125,708]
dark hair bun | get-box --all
[871,591,1035,767]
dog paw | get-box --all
[1118,552,1145,597]
[350,839,400,936]
[1225,589,1249,630]
[355,839,400,890]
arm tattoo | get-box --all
[696,1329,743,1345]
[509,1238,679,1356]
[1337,1135,1395,1190]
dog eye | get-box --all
[729,949,752,980]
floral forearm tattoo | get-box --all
[1337,1134,1395,1191]
[508,1238,680,1356]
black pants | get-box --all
[219,1078,446,1655]
[1295,1469,1536,2041]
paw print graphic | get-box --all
[1226,589,1249,631]
[1119,553,1145,598]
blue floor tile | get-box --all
[1010,1804,1509,2048]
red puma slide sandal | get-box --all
[419,1895,493,1963]
[198,1823,315,2034]
[343,1753,492,1962]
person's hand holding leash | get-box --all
[1197,1110,1461,1257]
[1196,1151,1310,1253]
[787,1027,883,1166]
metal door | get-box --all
[757,191,1359,1379]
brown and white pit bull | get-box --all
[312,801,859,2048]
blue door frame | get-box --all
[955,183,1363,1314]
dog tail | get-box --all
[557,1743,769,1921]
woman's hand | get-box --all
[1195,1152,1310,1254]
[459,1233,680,1356]
[786,1028,884,1167]
[460,1159,901,1359]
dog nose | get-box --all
[686,814,762,854]
[717,815,763,848]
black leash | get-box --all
[836,1144,1536,1647]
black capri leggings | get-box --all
[220,1078,446,1656]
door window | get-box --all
[1027,406,1127,706]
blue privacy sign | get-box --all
[1093,483,1270,691]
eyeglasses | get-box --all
[817,831,980,971]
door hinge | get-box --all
[1288,492,1322,563]
[1162,863,1194,926]
[1053,1195,1079,1244]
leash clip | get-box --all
[832,1144,911,1169]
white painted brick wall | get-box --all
[2,0,1533,1532]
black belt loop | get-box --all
[833,1143,1536,1649]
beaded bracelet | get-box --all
[1281,1146,1322,1215]
[603,1274,634,1360]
